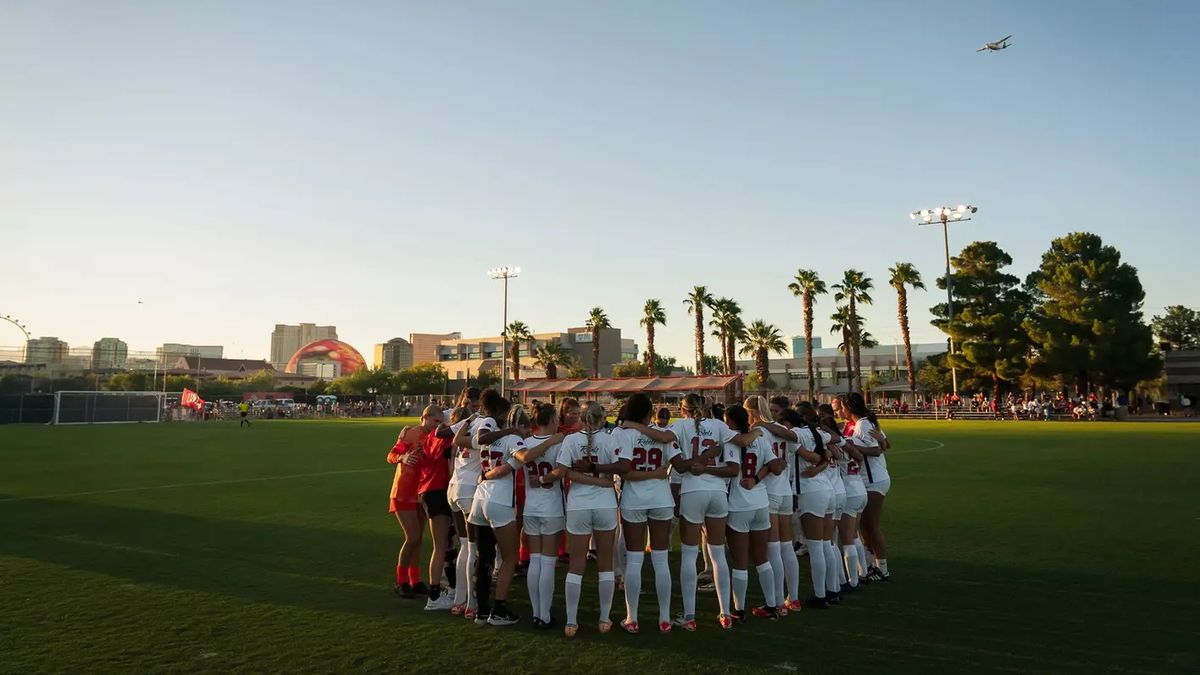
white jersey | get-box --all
[838,431,867,493]
[760,427,793,498]
[852,418,890,484]
[557,430,626,511]
[612,427,680,510]
[448,415,494,498]
[670,417,738,494]
[727,431,772,512]
[794,425,832,493]
[474,432,524,506]
[522,433,564,517]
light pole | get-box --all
[910,204,977,397]
[488,266,520,397]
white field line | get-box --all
[890,438,946,455]
[0,467,384,503]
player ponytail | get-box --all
[534,403,557,429]
[796,402,826,457]
[683,392,704,437]
[580,400,606,456]
[743,395,772,423]
[480,388,510,420]
[847,392,879,428]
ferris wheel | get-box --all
[1,313,32,361]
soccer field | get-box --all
[1,419,1197,673]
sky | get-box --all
[2,0,1198,364]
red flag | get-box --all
[181,388,205,411]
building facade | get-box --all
[374,338,414,372]
[157,343,224,363]
[269,323,337,371]
[1163,349,1199,406]
[25,337,69,365]
[415,327,626,380]
[734,341,947,391]
[92,337,128,369]
[790,335,822,358]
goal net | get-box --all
[53,391,165,425]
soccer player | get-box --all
[842,393,891,582]
[746,395,795,615]
[516,404,566,629]
[416,405,457,610]
[834,416,868,591]
[792,402,836,609]
[552,401,630,637]
[613,394,684,634]
[387,425,427,599]
[722,404,780,622]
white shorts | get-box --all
[843,491,867,517]
[523,514,565,536]
[451,496,473,515]
[832,490,846,518]
[621,506,674,524]
[467,499,516,529]
[798,489,833,518]
[566,508,618,535]
[768,493,793,516]
[866,478,891,496]
[727,507,770,533]
[679,490,729,524]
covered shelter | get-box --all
[507,374,742,405]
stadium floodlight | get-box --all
[909,204,978,396]
[488,265,521,397]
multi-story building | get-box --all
[269,323,336,371]
[157,343,224,363]
[415,327,626,380]
[790,335,822,357]
[734,341,947,391]
[621,338,640,362]
[374,337,413,372]
[25,337,69,365]
[92,337,128,370]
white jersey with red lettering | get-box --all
[852,418,890,485]
[447,415,493,501]
[557,429,627,511]
[727,431,772,512]
[474,432,524,506]
[670,417,738,494]
[522,433,564,517]
[760,427,793,499]
[612,427,681,510]
[794,425,833,493]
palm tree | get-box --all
[504,321,533,379]
[640,299,667,377]
[831,306,856,394]
[788,269,827,401]
[833,269,874,393]
[726,309,746,377]
[739,320,787,391]
[585,307,611,378]
[683,286,714,374]
[889,262,926,399]
[534,341,571,380]
[708,298,744,375]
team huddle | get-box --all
[387,388,892,637]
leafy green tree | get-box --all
[1151,305,1200,350]
[504,321,534,379]
[916,353,952,396]
[393,363,449,395]
[612,354,681,378]
[1024,232,1161,396]
[585,307,611,378]
[566,359,589,379]
[739,320,787,391]
[928,242,1031,397]
[640,299,667,375]
[683,286,714,374]
[788,269,827,400]
[833,269,873,393]
[700,354,722,377]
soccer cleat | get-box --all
[598,619,613,634]
[696,571,713,585]
[450,603,465,615]
[424,592,455,611]
[827,591,841,605]
[671,614,697,632]
[411,582,429,596]
[658,620,672,633]
[731,609,746,624]
[841,583,857,594]
[395,583,414,599]
[531,617,545,629]
[783,599,804,612]
[777,604,788,617]
[793,542,808,557]
[587,550,598,561]
[718,614,734,629]
[751,605,779,620]
[474,613,489,626]
[697,580,716,592]
[621,619,639,634]
[463,607,478,620]
[803,596,830,610]
[487,607,520,626]
[865,566,889,583]
[564,624,579,638]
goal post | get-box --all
[52,391,165,425]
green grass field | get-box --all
[2,419,1198,673]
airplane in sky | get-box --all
[977,35,1012,52]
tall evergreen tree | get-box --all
[1151,305,1200,350]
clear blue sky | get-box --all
[3,0,1197,363]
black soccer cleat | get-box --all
[803,595,830,610]
[826,590,841,605]
[487,606,520,626]
[395,582,415,599]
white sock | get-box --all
[731,568,748,611]
[756,561,776,609]
[565,572,583,625]
[598,570,616,623]
[842,544,859,587]
[453,539,470,605]
[526,554,543,617]
[707,543,732,617]
[782,539,801,602]
[680,544,699,618]
[823,540,841,593]
[806,539,826,598]
[855,538,868,575]
[651,549,671,624]
[878,558,889,576]
[766,541,785,608]
[623,551,644,622]
[538,552,556,621]
[465,541,478,607]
